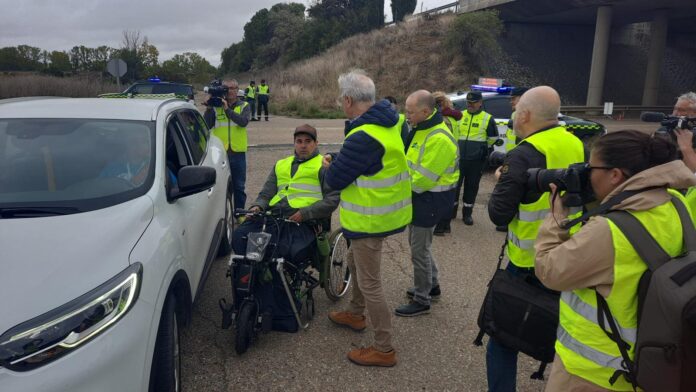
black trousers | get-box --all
[257,98,269,118]
[455,158,487,208]
[246,98,257,119]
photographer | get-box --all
[534,131,696,391]
[485,86,585,391]
[203,79,251,212]
[671,92,696,172]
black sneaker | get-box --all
[434,223,446,236]
[406,285,441,299]
[395,301,430,317]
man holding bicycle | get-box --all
[231,124,339,259]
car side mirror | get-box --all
[169,166,216,200]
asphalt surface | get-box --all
[181,115,657,392]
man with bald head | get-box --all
[485,86,585,391]
[395,90,459,316]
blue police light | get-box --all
[148,77,161,83]
[470,85,514,94]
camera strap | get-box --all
[560,186,662,230]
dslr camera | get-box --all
[204,79,229,107]
[641,112,696,148]
[527,163,594,207]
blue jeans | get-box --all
[485,263,532,392]
[228,151,247,210]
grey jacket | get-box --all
[251,150,340,221]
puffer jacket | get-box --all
[534,160,696,391]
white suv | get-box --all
[0,97,233,392]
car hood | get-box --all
[0,197,154,333]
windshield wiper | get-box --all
[0,206,81,218]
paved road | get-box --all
[181,115,659,391]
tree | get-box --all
[391,0,417,23]
[161,52,216,84]
[46,50,71,75]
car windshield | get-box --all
[0,119,155,215]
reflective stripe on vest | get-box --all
[406,118,460,194]
[258,85,269,96]
[557,199,688,390]
[507,126,584,268]
[339,123,412,234]
[269,154,323,208]
[459,111,491,142]
[212,103,248,152]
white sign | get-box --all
[603,102,614,115]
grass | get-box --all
[0,72,118,99]
[231,13,481,118]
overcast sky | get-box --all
[0,0,452,66]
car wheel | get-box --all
[217,187,234,257]
[149,295,181,392]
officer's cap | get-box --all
[466,91,483,102]
[511,87,529,97]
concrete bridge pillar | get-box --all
[586,5,612,107]
[641,10,669,106]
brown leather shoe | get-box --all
[347,346,397,367]
[328,311,366,331]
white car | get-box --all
[0,97,233,392]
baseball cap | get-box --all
[293,124,317,141]
[511,87,529,97]
[467,91,483,102]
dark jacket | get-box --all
[407,111,457,227]
[325,99,406,239]
[487,126,552,226]
[251,150,339,221]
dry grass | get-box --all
[0,73,119,99]
[236,14,477,117]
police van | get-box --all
[447,84,605,155]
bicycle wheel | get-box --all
[324,229,351,301]
[234,300,257,355]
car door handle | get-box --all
[208,187,214,197]
[221,160,226,167]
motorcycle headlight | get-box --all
[0,263,142,371]
[245,231,272,262]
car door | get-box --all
[176,110,226,291]
[164,112,211,291]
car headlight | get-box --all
[0,263,142,371]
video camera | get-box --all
[527,163,594,207]
[641,112,696,148]
[203,79,229,107]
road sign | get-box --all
[106,58,127,77]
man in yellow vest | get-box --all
[203,79,251,212]
[486,86,585,391]
[232,124,339,259]
[456,90,499,225]
[396,90,458,317]
[324,70,411,367]
[256,79,270,121]
[245,80,258,121]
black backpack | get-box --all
[600,196,696,391]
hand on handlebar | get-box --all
[288,211,303,223]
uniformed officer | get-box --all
[396,90,458,316]
[456,90,498,225]
[505,87,528,152]
[245,80,258,121]
[486,86,585,391]
[257,79,270,121]
[203,79,251,212]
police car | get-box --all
[118,77,195,103]
[447,84,606,154]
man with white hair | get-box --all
[485,86,585,391]
[672,92,696,172]
[324,70,411,367]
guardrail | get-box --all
[560,105,672,114]
[386,1,459,25]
